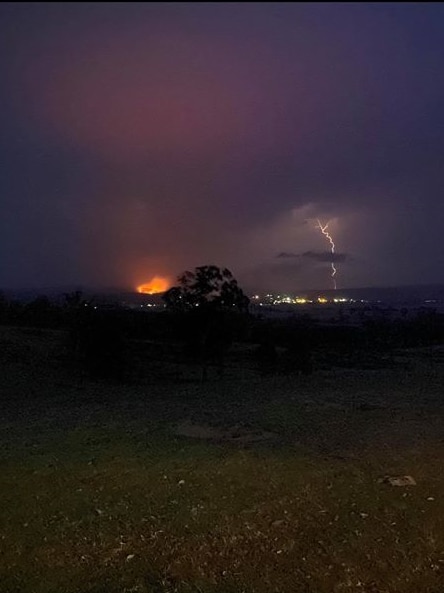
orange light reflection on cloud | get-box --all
[137,276,170,294]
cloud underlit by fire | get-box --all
[137,276,171,294]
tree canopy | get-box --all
[163,265,250,313]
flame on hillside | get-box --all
[137,276,170,295]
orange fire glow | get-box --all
[137,276,170,295]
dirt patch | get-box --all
[174,420,277,444]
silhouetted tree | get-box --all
[163,265,250,380]
[23,296,57,328]
[63,290,88,310]
[63,290,93,358]
[75,309,128,382]
[163,265,249,313]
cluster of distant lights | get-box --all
[250,294,367,306]
[136,296,362,308]
[137,303,159,307]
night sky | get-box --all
[2,3,444,293]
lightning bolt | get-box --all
[316,219,337,290]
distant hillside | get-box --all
[3,283,444,307]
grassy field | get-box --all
[1,326,444,592]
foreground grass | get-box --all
[1,328,444,592]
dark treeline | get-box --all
[1,287,444,384]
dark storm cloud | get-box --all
[1,3,444,290]
[276,251,350,263]
[276,253,301,260]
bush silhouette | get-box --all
[72,309,128,382]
